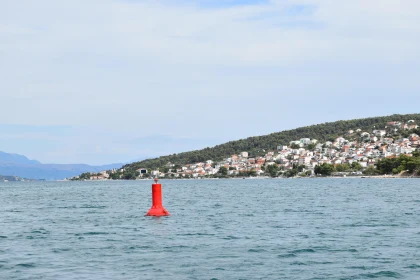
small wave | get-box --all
[277,253,296,258]
[180,233,215,236]
[343,271,403,279]
[223,235,240,240]
[290,248,315,254]
[75,232,111,236]
[215,255,240,259]
[53,248,71,253]
[272,225,284,229]
[80,205,107,209]
[15,263,36,268]
[405,264,420,269]
[346,266,374,270]
[0,236,7,239]
[248,248,266,253]
[363,271,403,278]
[31,228,50,234]
[344,223,402,228]
[26,235,47,240]
[308,261,334,265]
[180,263,199,268]
[290,261,307,266]
[330,248,358,253]
[126,245,152,250]
[163,245,188,249]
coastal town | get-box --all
[72,120,420,180]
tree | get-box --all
[297,165,305,172]
[314,163,334,176]
[307,143,316,151]
[351,162,362,171]
[267,164,279,177]
[335,163,351,172]
[375,154,420,175]
[290,143,300,149]
[79,172,91,180]
[248,169,257,177]
[123,172,137,180]
[363,166,380,175]
[109,172,120,180]
[284,169,298,177]
[218,166,228,176]
[406,157,420,173]
[376,157,400,174]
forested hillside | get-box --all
[124,114,420,171]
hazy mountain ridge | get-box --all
[0,151,41,165]
[0,152,122,180]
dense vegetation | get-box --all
[304,154,420,177]
[374,152,420,175]
[122,114,420,172]
[124,114,420,170]
[75,170,141,181]
[314,162,363,176]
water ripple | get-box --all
[1,179,419,279]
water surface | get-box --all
[1,179,420,279]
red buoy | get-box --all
[145,178,170,216]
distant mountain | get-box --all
[0,151,41,165]
[0,152,123,180]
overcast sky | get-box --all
[1,0,419,165]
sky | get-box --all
[1,0,420,165]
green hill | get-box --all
[123,113,420,171]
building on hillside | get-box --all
[240,152,248,158]
[298,156,311,167]
[300,138,311,145]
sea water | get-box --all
[1,179,420,279]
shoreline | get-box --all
[67,175,420,182]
